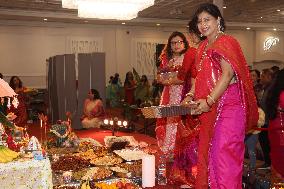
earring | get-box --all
[218,21,224,33]
[200,33,203,37]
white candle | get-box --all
[142,155,155,188]
[40,119,43,128]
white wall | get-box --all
[0,21,282,88]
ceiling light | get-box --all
[156,23,160,26]
[84,20,88,23]
[246,27,251,30]
[43,18,48,21]
[122,22,126,25]
[260,16,263,19]
[62,0,154,20]
[277,9,281,12]
[223,6,227,9]
[186,25,189,28]
[273,28,277,31]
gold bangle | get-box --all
[186,92,194,97]
[207,95,216,104]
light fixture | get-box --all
[246,27,251,30]
[156,23,160,26]
[61,0,154,20]
[123,121,128,127]
[263,36,279,51]
[273,28,277,31]
[277,9,281,12]
[121,22,126,25]
[43,18,48,21]
[223,6,227,9]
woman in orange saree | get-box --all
[184,3,258,188]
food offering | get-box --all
[51,155,90,172]
[0,145,19,163]
[73,149,98,161]
[92,178,141,189]
[113,149,147,162]
[73,167,112,181]
[78,138,102,152]
[90,155,123,166]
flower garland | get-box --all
[50,129,69,139]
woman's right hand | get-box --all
[181,96,198,108]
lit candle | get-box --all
[117,121,122,126]
[40,119,43,128]
[142,155,155,187]
[123,121,128,127]
[109,120,114,125]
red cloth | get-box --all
[7,90,28,127]
[194,34,258,188]
[269,91,284,178]
[124,80,136,105]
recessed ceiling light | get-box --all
[223,6,227,9]
[260,16,263,19]
[246,27,251,30]
[43,18,47,21]
[186,25,189,28]
[273,28,277,31]
[156,23,160,26]
[84,20,88,23]
[277,9,281,12]
[122,22,126,25]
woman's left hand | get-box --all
[192,99,210,115]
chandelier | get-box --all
[61,0,155,20]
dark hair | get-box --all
[0,73,3,79]
[266,69,284,120]
[190,3,226,37]
[160,31,189,61]
[250,69,260,78]
[124,71,134,86]
[90,89,101,100]
[9,76,23,90]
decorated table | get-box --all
[0,158,53,189]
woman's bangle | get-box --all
[186,92,194,97]
[206,98,212,108]
[207,94,216,104]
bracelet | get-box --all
[206,98,212,108]
[186,92,194,97]
[207,94,216,104]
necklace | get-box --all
[197,33,222,72]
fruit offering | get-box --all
[0,145,19,163]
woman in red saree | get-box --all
[8,76,28,127]
[266,69,284,182]
[183,3,258,188]
[156,31,197,175]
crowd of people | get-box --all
[106,71,163,108]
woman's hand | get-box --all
[181,96,198,108]
[191,99,210,115]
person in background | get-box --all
[270,65,280,79]
[124,71,136,105]
[81,89,105,129]
[266,69,284,183]
[106,76,121,108]
[156,31,197,186]
[245,69,262,174]
[135,75,150,107]
[8,76,28,127]
[114,73,122,86]
[184,3,258,188]
[258,68,273,169]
